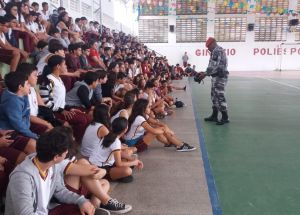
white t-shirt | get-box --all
[0,9,6,17]
[26,22,38,33]
[124,115,147,140]
[19,14,25,23]
[114,83,124,93]
[28,87,39,116]
[0,32,6,44]
[74,24,81,32]
[40,10,50,20]
[36,167,53,215]
[111,109,129,123]
[81,122,104,158]
[89,138,121,167]
[37,53,51,75]
[38,24,46,33]
[56,157,76,179]
[128,68,134,79]
[47,74,66,111]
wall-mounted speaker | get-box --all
[289,19,299,26]
[247,23,254,31]
[169,25,175,32]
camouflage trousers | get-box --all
[211,76,228,112]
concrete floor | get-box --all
[110,78,212,215]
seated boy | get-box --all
[94,70,112,106]
[65,43,86,74]
[79,44,93,70]
[66,71,99,114]
[0,72,38,140]
[0,16,28,72]
[58,126,132,214]
[5,128,95,215]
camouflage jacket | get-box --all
[206,45,228,77]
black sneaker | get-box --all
[176,143,196,152]
[216,119,230,125]
[101,199,132,214]
[117,175,133,183]
[95,208,111,215]
[183,86,186,91]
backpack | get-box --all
[175,99,185,108]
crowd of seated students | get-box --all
[0,0,197,214]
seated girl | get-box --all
[89,117,143,183]
[81,104,110,159]
[17,63,53,135]
[124,99,196,153]
[39,55,90,142]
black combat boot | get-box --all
[216,111,230,125]
[204,108,218,122]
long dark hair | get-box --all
[92,103,111,129]
[39,54,64,85]
[111,90,135,116]
[127,99,148,133]
[57,11,68,27]
[102,117,128,148]
[35,12,43,31]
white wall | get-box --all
[143,0,300,71]
[147,41,300,72]
[36,0,138,35]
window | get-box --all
[214,17,246,42]
[176,0,207,15]
[296,32,300,41]
[138,19,168,43]
[70,0,80,12]
[81,2,92,17]
[50,0,59,6]
[139,0,168,16]
[215,0,247,14]
[176,18,207,42]
[62,0,69,9]
[255,0,288,14]
[255,16,288,41]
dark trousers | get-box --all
[54,112,90,142]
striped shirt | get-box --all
[39,74,66,112]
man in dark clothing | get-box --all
[200,37,230,125]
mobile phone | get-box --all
[7,131,18,140]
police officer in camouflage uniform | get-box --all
[200,37,229,125]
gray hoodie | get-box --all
[5,154,88,215]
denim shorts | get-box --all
[125,136,143,147]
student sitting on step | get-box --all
[0,72,38,140]
[5,127,96,215]
[89,117,143,183]
[39,55,90,142]
[65,71,100,116]
[81,104,110,159]
[0,16,28,72]
[124,99,196,153]
[57,126,133,214]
